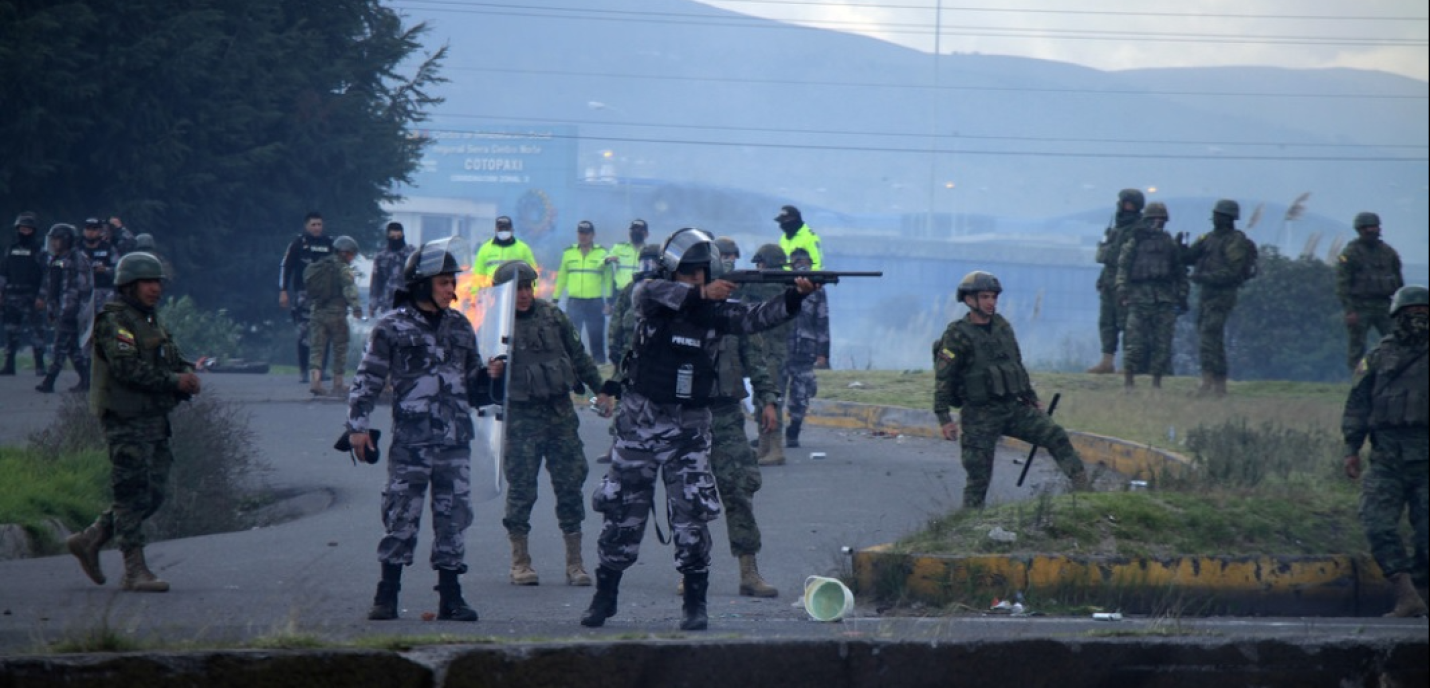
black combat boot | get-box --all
[36,369,58,393]
[785,420,801,448]
[69,364,90,393]
[296,343,310,383]
[1,350,16,375]
[580,566,623,627]
[435,568,479,621]
[368,563,402,620]
[679,571,709,631]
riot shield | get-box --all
[77,291,97,351]
[471,278,515,503]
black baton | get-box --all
[1016,392,1061,487]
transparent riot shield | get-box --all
[471,278,515,503]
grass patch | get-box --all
[0,446,109,552]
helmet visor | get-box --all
[413,237,472,278]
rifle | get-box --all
[1015,392,1061,487]
[721,269,882,285]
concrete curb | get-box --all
[803,399,1389,617]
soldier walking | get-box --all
[487,260,608,588]
[346,239,496,622]
[1,212,47,376]
[934,271,1089,509]
[36,224,92,393]
[278,212,334,384]
[781,247,829,448]
[1337,212,1404,373]
[580,228,816,631]
[1183,199,1256,396]
[1088,189,1145,374]
[66,252,200,592]
[303,235,361,395]
[1342,285,1428,618]
[1116,202,1186,389]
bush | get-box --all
[1176,418,1342,490]
[159,295,244,361]
[25,393,270,541]
[1226,249,1344,382]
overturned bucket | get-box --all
[803,575,855,622]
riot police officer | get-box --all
[36,224,92,393]
[1,212,47,375]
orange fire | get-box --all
[455,272,494,329]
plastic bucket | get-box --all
[803,575,855,622]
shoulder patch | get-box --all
[1338,254,1348,263]
[116,327,136,350]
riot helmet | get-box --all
[1117,189,1146,212]
[1390,285,1428,317]
[956,270,1003,303]
[636,243,663,277]
[660,227,715,277]
[1143,202,1169,220]
[13,212,39,230]
[403,237,471,287]
[333,235,359,254]
[47,223,77,249]
[492,259,538,287]
[115,252,167,287]
[1352,212,1380,230]
[751,243,787,269]
[1212,199,1240,220]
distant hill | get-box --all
[403,0,1428,258]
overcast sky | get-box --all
[698,0,1429,81]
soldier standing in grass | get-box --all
[934,271,1089,509]
[1183,199,1255,396]
[1116,201,1186,389]
[1342,284,1428,618]
[67,252,200,592]
[1336,212,1404,374]
[487,259,610,588]
[1087,188,1144,375]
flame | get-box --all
[455,272,494,329]
[535,267,557,300]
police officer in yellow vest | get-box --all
[605,219,651,294]
[474,215,539,281]
[555,220,612,364]
[68,252,200,593]
[774,205,822,271]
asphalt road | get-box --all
[0,371,1421,653]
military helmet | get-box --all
[492,259,538,287]
[1143,202,1169,220]
[13,212,38,229]
[332,235,359,254]
[115,252,167,287]
[1352,211,1381,230]
[403,237,470,286]
[134,233,157,250]
[956,271,1003,302]
[1390,285,1428,317]
[1117,188,1146,212]
[713,236,740,258]
[751,243,787,268]
[1213,199,1240,220]
[46,223,77,245]
[660,227,715,274]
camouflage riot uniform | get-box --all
[1089,189,1145,372]
[1183,207,1253,392]
[782,285,828,446]
[1342,285,1427,616]
[38,241,92,392]
[1115,204,1185,384]
[1337,214,1403,372]
[370,241,415,316]
[934,283,1087,509]
[1,218,47,375]
[80,234,119,327]
[347,302,490,574]
[502,296,604,585]
[303,253,360,387]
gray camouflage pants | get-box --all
[591,391,721,574]
[377,443,474,572]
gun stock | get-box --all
[722,270,883,285]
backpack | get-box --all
[1238,232,1259,281]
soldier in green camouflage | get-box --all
[1088,189,1144,374]
[746,243,792,466]
[1116,202,1186,389]
[1342,285,1427,618]
[489,260,611,587]
[935,271,1088,509]
[303,235,362,395]
[67,252,200,593]
[1182,199,1255,396]
[1337,212,1404,373]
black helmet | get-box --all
[115,252,167,286]
[636,243,663,276]
[134,233,157,251]
[752,243,787,268]
[660,227,715,274]
[1213,199,1240,220]
[46,223,77,246]
[1143,202,1169,220]
[1353,211,1380,230]
[13,212,38,230]
[491,259,538,287]
[1117,189,1146,212]
[956,271,1003,302]
[333,235,359,254]
[403,237,470,286]
[713,236,740,258]
[1390,285,1428,317]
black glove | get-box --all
[334,428,382,465]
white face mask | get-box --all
[496,230,513,241]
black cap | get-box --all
[774,205,801,222]
[629,219,648,231]
[495,216,513,229]
[577,220,595,233]
[84,217,104,228]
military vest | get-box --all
[629,312,717,405]
[1345,241,1401,299]
[953,317,1032,405]
[1128,229,1177,282]
[2,238,43,292]
[507,302,578,402]
[91,301,183,418]
[1368,338,1428,429]
[1194,229,1249,283]
[82,241,117,289]
[714,333,748,401]
[304,257,346,307]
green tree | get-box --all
[1223,248,1344,382]
[0,0,445,328]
